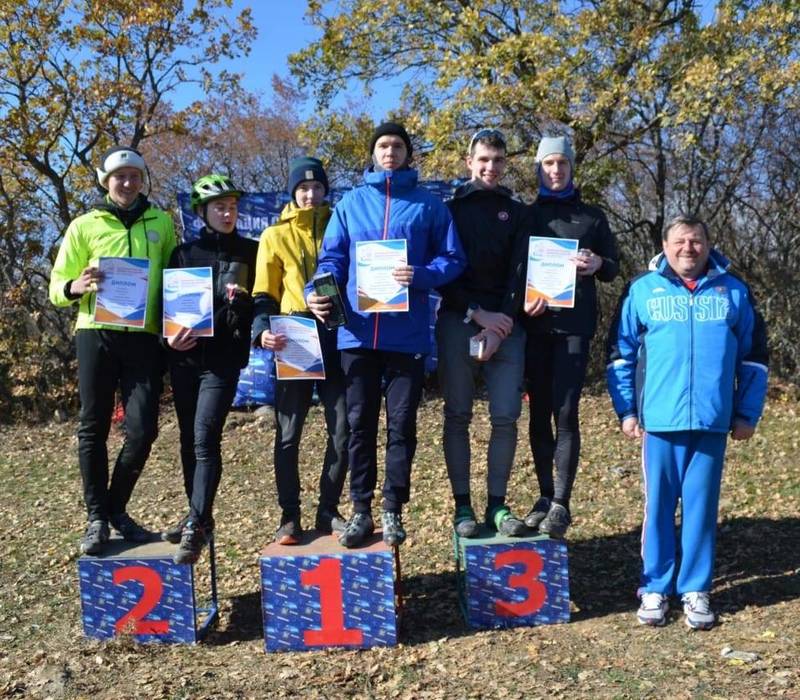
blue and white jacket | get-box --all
[606,249,768,433]
[307,168,466,354]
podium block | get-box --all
[260,532,398,652]
[78,537,218,644]
[455,528,570,629]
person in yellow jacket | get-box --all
[252,157,348,544]
[49,145,176,555]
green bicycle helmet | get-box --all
[190,173,243,208]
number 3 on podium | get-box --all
[494,549,547,617]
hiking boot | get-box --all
[538,503,572,539]
[80,519,109,555]
[524,496,552,530]
[453,505,479,538]
[486,505,526,537]
[338,512,374,548]
[637,592,669,626]
[682,592,715,630]
[381,511,407,547]
[110,512,153,543]
[275,515,303,545]
[315,506,347,534]
[173,521,208,565]
[162,513,190,544]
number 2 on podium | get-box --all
[113,566,169,635]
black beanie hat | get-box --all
[287,157,329,197]
[369,122,413,158]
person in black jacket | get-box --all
[436,128,529,538]
[162,174,258,564]
[521,136,619,538]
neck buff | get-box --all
[538,165,576,199]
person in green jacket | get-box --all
[49,145,176,555]
[251,157,348,544]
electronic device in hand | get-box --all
[469,335,486,360]
[312,272,347,329]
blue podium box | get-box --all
[455,528,570,629]
[260,532,398,652]
[78,537,218,644]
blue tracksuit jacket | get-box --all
[307,168,466,355]
[606,249,768,432]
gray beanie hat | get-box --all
[535,136,575,170]
[96,146,146,188]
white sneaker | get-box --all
[681,591,715,630]
[637,592,669,626]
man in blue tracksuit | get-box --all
[307,122,466,547]
[607,215,768,630]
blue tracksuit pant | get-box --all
[640,431,728,595]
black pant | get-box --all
[341,348,425,513]
[525,333,590,508]
[171,364,240,525]
[76,329,162,521]
[273,328,348,517]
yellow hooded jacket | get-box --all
[251,202,331,334]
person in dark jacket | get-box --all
[436,128,529,538]
[306,122,466,548]
[521,136,619,538]
[162,174,258,564]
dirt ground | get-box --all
[1,392,798,699]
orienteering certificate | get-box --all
[270,315,325,380]
[93,257,150,328]
[162,267,214,337]
[355,239,409,312]
[525,237,579,309]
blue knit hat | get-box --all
[287,157,329,197]
[535,136,575,170]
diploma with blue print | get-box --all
[355,239,409,313]
[162,267,214,337]
[269,315,325,380]
[525,237,579,309]
[93,257,150,328]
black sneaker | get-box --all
[338,512,374,548]
[275,516,303,545]
[381,511,406,547]
[453,505,479,538]
[162,513,190,544]
[110,512,153,542]
[538,503,572,539]
[80,519,109,555]
[524,496,552,530]
[486,505,526,537]
[173,521,208,565]
[315,506,347,534]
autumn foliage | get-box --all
[1,1,799,421]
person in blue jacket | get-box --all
[606,215,768,630]
[307,122,466,548]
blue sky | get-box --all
[170,2,401,117]
[170,2,718,118]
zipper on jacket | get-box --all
[373,176,392,349]
[688,290,694,428]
